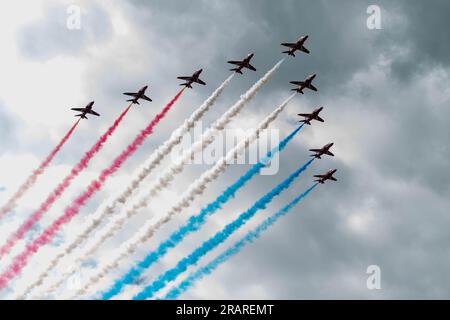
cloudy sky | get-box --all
[0,0,449,299]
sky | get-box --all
[0,0,449,299]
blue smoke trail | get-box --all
[164,183,318,299]
[132,158,314,300]
[101,124,305,299]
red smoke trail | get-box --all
[0,89,185,289]
[0,119,81,219]
[0,104,132,259]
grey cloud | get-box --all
[16,2,112,61]
[374,0,450,81]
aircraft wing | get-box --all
[142,94,152,102]
[227,61,243,66]
[290,81,305,85]
[177,76,192,81]
[326,151,334,156]
[314,174,326,178]
[309,84,318,91]
[247,64,256,71]
[298,113,312,117]
[281,43,297,48]
[300,47,310,54]
[317,116,325,122]
[87,109,100,116]
[330,177,337,181]
[123,92,138,97]
[195,78,206,85]
[309,148,322,152]
[71,108,85,112]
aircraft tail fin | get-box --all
[230,68,243,74]
[292,87,304,94]
[127,99,139,104]
[283,50,295,57]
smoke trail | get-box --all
[72,94,298,298]
[50,59,283,298]
[131,158,314,300]
[79,60,283,257]
[98,97,301,300]
[0,104,132,259]
[164,183,318,299]
[0,89,185,290]
[114,74,234,205]
[16,75,235,299]
[0,119,81,219]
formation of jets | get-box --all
[281,35,337,184]
[297,101,336,185]
[68,34,337,185]
[309,144,337,184]
[292,78,336,184]
[71,101,100,119]
[301,112,336,185]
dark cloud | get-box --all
[375,0,450,81]
[126,0,381,96]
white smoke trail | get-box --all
[71,92,296,298]
[13,74,234,300]
[29,60,283,299]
